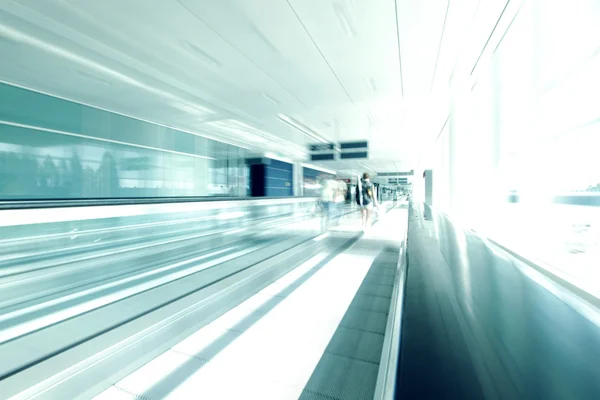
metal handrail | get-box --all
[373,210,409,400]
[0,195,318,210]
[0,197,318,227]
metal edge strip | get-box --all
[428,203,600,309]
[487,238,600,311]
[0,197,318,228]
[0,196,318,210]
[373,212,408,400]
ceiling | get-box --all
[0,0,483,174]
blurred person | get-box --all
[356,172,379,232]
[332,179,348,225]
[336,179,348,203]
[319,175,337,230]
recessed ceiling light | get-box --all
[261,93,280,105]
[332,2,356,37]
[172,101,213,117]
[276,114,329,144]
[73,69,111,86]
[181,40,221,68]
[251,24,280,54]
[357,161,375,172]
[368,78,377,92]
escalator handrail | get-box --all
[373,206,409,400]
[0,197,319,228]
[0,196,318,210]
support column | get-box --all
[246,157,294,197]
[249,162,266,197]
[424,170,433,206]
[293,162,303,196]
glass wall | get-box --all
[208,140,248,197]
[302,167,334,198]
[0,82,247,199]
[441,0,600,292]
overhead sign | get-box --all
[340,151,368,159]
[340,141,368,150]
[309,143,334,152]
[311,153,335,161]
[339,141,368,160]
[308,143,335,162]
[378,170,414,177]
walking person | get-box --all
[356,173,379,233]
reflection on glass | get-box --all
[0,83,248,200]
[431,0,600,292]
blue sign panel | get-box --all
[309,143,334,152]
[340,151,368,159]
[311,153,335,161]
[340,141,368,150]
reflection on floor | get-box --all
[476,203,600,298]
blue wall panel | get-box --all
[265,159,293,197]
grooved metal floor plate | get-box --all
[325,326,384,364]
[349,294,392,313]
[299,353,380,400]
[357,282,394,298]
[340,308,389,334]
[361,274,395,286]
[300,241,401,400]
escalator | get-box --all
[0,198,407,400]
[91,208,407,400]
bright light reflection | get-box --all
[97,242,380,399]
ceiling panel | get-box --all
[0,0,482,173]
[396,0,449,97]
[286,0,403,105]
[268,0,406,150]
[180,0,351,109]
[0,0,314,155]
[429,0,482,91]
[177,0,355,145]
